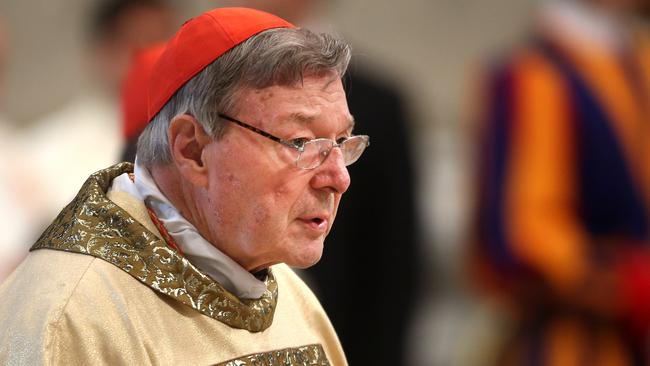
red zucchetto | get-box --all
[147,7,295,121]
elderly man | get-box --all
[0,8,367,365]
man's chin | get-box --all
[287,241,324,269]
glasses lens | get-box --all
[295,136,369,169]
[296,139,334,169]
[341,135,369,166]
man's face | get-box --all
[198,73,353,272]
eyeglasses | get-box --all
[218,113,370,170]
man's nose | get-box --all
[310,147,351,194]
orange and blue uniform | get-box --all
[473,29,650,366]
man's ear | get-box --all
[168,114,212,187]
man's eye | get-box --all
[290,138,308,149]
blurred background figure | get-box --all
[119,1,423,364]
[471,0,650,364]
[120,42,165,162]
[25,0,175,226]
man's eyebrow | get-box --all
[286,112,355,131]
[287,112,316,124]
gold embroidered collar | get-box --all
[31,163,277,332]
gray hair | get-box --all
[136,27,352,167]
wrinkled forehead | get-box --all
[234,73,354,130]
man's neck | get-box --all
[149,165,198,230]
[136,162,268,298]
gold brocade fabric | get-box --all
[30,162,277,332]
[217,344,330,366]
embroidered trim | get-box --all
[31,163,277,332]
[216,344,330,366]
[145,204,185,256]
[128,171,184,256]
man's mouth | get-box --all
[298,214,329,233]
[311,217,325,225]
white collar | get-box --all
[538,0,629,52]
[109,159,267,299]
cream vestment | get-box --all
[0,163,346,365]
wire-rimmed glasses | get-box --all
[218,114,370,170]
